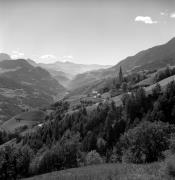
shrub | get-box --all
[77,151,86,167]
[122,149,145,163]
[169,134,175,154]
[0,145,33,179]
[36,142,78,174]
[59,142,78,169]
[108,147,121,163]
[164,155,175,177]
[86,150,103,165]
[97,137,106,155]
[29,146,51,175]
[16,145,34,177]
[15,125,28,134]
[109,153,120,163]
[38,150,61,174]
[120,121,174,163]
[154,66,174,83]
[0,145,16,180]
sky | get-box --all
[0,0,175,65]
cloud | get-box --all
[135,16,158,24]
[40,54,57,59]
[11,50,24,59]
[60,55,74,62]
[170,13,175,18]
[160,12,166,16]
[38,54,58,63]
[38,54,74,63]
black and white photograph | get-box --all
[0,0,175,179]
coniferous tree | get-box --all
[119,66,123,84]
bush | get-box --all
[97,137,106,155]
[109,153,120,163]
[59,142,78,169]
[86,150,103,165]
[122,149,146,163]
[16,145,34,177]
[38,150,61,174]
[154,66,175,83]
[120,121,174,163]
[0,145,16,180]
[35,142,78,174]
[108,147,121,163]
[169,134,175,154]
[0,145,33,179]
[164,155,175,177]
[77,151,86,167]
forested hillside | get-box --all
[1,77,175,179]
[1,39,175,179]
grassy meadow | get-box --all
[23,162,171,180]
[0,110,45,133]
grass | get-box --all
[23,162,169,180]
[145,74,175,94]
[112,94,123,107]
[0,110,46,133]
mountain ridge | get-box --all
[69,37,175,90]
[0,59,65,122]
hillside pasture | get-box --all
[0,110,46,133]
[112,94,123,107]
[145,74,175,94]
[23,163,166,180]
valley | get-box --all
[0,57,65,122]
[1,0,175,179]
[1,37,175,180]
[1,37,175,136]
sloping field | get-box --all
[135,76,154,87]
[0,110,46,132]
[23,163,166,180]
[105,74,175,108]
[145,74,175,93]
[68,74,175,118]
[112,94,123,107]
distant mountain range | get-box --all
[0,54,110,121]
[0,56,65,122]
[1,37,175,120]
[25,59,111,87]
[39,61,111,76]
[69,37,175,91]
